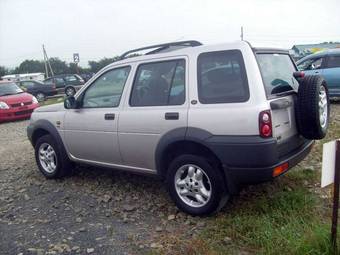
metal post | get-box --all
[332,140,340,252]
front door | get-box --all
[118,58,188,171]
[323,55,340,95]
[63,66,131,165]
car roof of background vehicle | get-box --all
[296,48,340,64]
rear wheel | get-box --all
[296,75,330,139]
[36,92,45,102]
[65,86,76,96]
[166,154,229,216]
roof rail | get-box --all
[120,40,202,59]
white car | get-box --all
[27,40,329,215]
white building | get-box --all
[1,73,45,82]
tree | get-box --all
[0,66,9,77]
[14,59,45,74]
[88,56,121,73]
[49,58,69,75]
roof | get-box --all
[101,40,289,70]
[296,48,340,63]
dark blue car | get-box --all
[296,49,340,97]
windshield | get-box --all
[0,82,24,96]
[256,53,298,96]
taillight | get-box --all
[259,110,272,138]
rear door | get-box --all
[256,52,299,143]
[322,54,340,95]
[118,58,188,171]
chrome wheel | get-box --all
[36,93,45,102]
[66,88,75,96]
[38,143,57,173]
[174,164,212,208]
[319,85,328,129]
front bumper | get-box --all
[0,103,39,122]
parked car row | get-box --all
[297,49,340,97]
[44,74,86,96]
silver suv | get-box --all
[27,40,329,215]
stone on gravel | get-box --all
[87,248,95,253]
[123,204,136,212]
[167,214,175,220]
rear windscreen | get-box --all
[256,53,298,96]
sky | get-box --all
[0,0,340,68]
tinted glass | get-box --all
[0,83,23,96]
[327,55,340,68]
[65,75,77,82]
[130,59,185,106]
[82,66,130,108]
[297,57,323,71]
[257,53,298,96]
[21,81,35,88]
[197,50,249,104]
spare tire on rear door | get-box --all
[295,75,329,140]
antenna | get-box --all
[241,26,244,41]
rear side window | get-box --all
[327,55,340,68]
[256,53,298,96]
[130,59,185,106]
[197,50,249,104]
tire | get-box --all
[34,134,73,178]
[36,92,45,102]
[166,154,229,216]
[65,86,76,96]
[296,75,330,140]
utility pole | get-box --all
[241,26,244,41]
[42,44,54,78]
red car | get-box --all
[0,81,39,123]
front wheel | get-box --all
[166,154,229,216]
[35,134,73,178]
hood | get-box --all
[34,102,64,112]
[0,92,33,105]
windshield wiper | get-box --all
[0,93,16,96]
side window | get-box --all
[197,50,249,104]
[65,75,77,82]
[55,78,65,85]
[82,66,131,108]
[22,81,35,88]
[327,56,340,68]
[298,58,323,71]
[130,60,185,106]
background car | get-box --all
[296,49,340,97]
[0,81,39,122]
[44,74,85,96]
[17,80,57,102]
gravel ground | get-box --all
[0,120,200,255]
[1,103,340,255]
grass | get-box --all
[40,96,64,106]
[157,104,340,255]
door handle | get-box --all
[104,113,115,120]
[165,112,179,120]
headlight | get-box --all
[32,96,38,104]
[0,101,9,109]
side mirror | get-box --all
[64,96,78,109]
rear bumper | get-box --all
[206,135,313,185]
[0,104,39,122]
[226,140,313,184]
